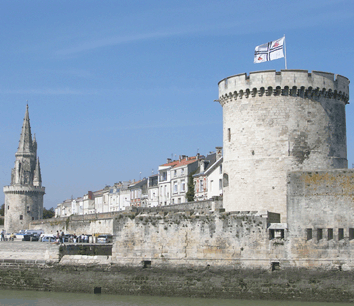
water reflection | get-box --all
[0,290,352,306]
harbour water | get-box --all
[0,290,352,306]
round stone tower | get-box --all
[218,70,350,222]
[3,105,45,233]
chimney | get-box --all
[216,147,223,160]
[167,158,172,163]
[200,161,205,172]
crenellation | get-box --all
[219,70,350,105]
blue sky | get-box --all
[0,0,353,208]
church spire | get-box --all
[33,157,42,187]
[16,104,34,156]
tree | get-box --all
[0,204,4,216]
[186,170,197,202]
[43,207,55,219]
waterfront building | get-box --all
[158,159,178,206]
[147,174,159,207]
[108,181,131,212]
[55,199,72,218]
[129,178,148,207]
[170,156,199,204]
[193,147,223,201]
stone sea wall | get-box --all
[0,261,354,302]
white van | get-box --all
[97,234,113,243]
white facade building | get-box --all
[147,174,159,207]
[194,147,223,201]
[170,156,199,204]
[158,159,178,206]
[55,199,72,218]
[129,178,148,207]
[108,181,131,212]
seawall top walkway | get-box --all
[0,241,59,263]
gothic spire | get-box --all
[16,104,34,156]
[33,157,42,187]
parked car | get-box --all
[97,234,113,243]
[15,232,25,239]
[41,235,56,242]
[22,233,40,241]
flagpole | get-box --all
[284,34,287,69]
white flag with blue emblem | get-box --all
[254,36,285,63]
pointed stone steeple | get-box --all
[33,157,42,187]
[16,104,34,157]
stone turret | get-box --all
[218,70,350,222]
[3,105,45,233]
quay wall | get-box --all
[0,262,354,302]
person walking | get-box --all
[1,229,5,242]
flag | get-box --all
[254,36,285,64]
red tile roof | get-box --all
[160,156,198,168]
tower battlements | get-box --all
[3,185,45,194]
[219,70,349,105]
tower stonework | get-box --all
[3,105,45,233]
[218,70,350,222]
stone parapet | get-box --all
[3,185,45,194]
[219,70,350,105]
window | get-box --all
[219,165,222,174]
[161,172,167,181]
[210,180,213,192]
[200,180,204,192]
[181,180,185,192]
[228,128,231,142]
[219,179,222,190]
[317,228,323,241]
[20,215,23,220]
[271,262,280,271]
[181,168,184,175]
[223,173,229,187]
[174,170,177,177]
[173,182,178,194]
[164,185,167,196]
[328,228,333,240]
[338,228,344,240]
[172,199,174,204]
[178,198,181,204]
[270,229,284,239]
[349,228,354,240]
[306,228,312,240]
